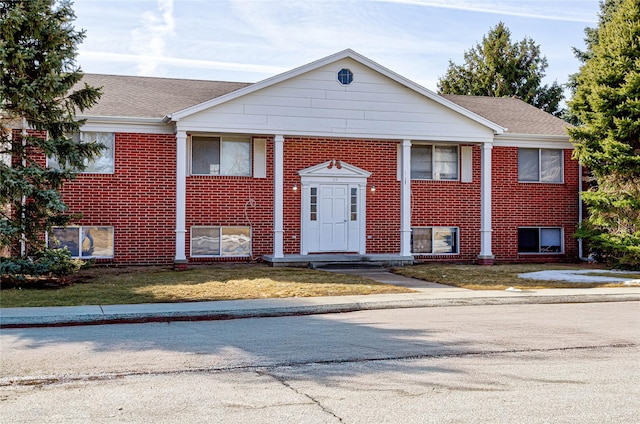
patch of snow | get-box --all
[519,270,640,285]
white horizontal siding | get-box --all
[181,58,494,141]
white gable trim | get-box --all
[298,159,372,179]
[167,49,504,134]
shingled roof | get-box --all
[77,74,251,119]
[441,94,571,136]
[77,74,570,137]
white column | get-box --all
[273,135,284,258]
[174,130,187,264]
[478,142,494,263]
[400,140,412,257]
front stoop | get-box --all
[262,254,415,268]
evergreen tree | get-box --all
[568,0,640,269]
[437,22,564,116]
[566,0,624,124]
[0,0,101,278]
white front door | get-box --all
[319,185,349,251]
[298,160,370,255]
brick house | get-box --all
[46,49,578,267]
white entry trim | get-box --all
[299,160,371,255]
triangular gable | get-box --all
[298,160,371,178]
[168,49,504,135]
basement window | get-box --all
[412,227,459,254]
[518,227,563,253]
[49,226,114,258]
[191,226,251,257]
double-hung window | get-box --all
[411,145,459,180]
[518,227,563,253]
[48,132,115,174]
[518,148,563,183]
[412,227,459,254]
[49,226,114,258]
[191,136,251,176]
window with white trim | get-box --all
[412,227,459,254]
[518,148,563,183]
[191,136,251,176]
[411,145,459,180]
[49,226,114,258]
[191,226,251,257]
[518,227,563,253]
[48,132,115,174]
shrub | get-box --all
[0,248,85,287]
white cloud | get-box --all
[130,0,176,75]
[79,51,288,76]
[374,0,598,23]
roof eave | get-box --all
[494,132,573,148]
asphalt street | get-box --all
[1,301,639,423]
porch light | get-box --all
[370,185,376,193]
[293,184,298,192]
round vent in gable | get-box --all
[337,68,353,85]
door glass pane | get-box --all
[310,187,318,221]
[82,226,114,258]
[50,227,80,257]
[191,227,220,256]
[433,227,458,254]
[540,228,562,252]
[221,227,251,256]
[412,228,432,253]
[518,148,540,181]
[434,146,458,180]
[518,228,540,252]
[350,188,357,221]
[540,149,563,182]
[192,137,220,175]
[411,146,432,179]
[221,140,251,176]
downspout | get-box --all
[20,118,27,257]
[577,163,591,261]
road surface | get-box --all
[1,302,639,423]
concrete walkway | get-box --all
[1,269,639,328]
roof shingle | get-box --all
[76,74,571,137]
[77,74,251,119]
[441,94,571,136]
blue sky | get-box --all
[73,0,600,93]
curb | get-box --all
[2,293,638,329]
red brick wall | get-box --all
[60,132,176,264]
[185,136,274,262]
[411,144,482,262]
[51,134,580,265]
[492,147,580,262]
[283,137,401,254]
